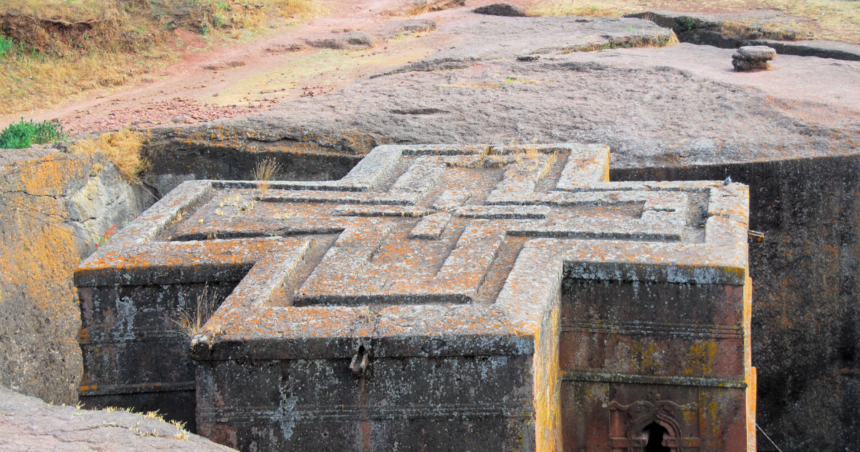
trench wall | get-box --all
[0,149,152,404]
[613,155,860,452]
[5,140,858,452]
[142,128,364,198]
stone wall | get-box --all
[142,128,363,198]
[613,155,860,452]
[0,149,152,404]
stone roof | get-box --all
[76,143,748,362]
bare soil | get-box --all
[3,0,855,137]
[0,0,453,133]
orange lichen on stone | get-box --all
[0,152,98,405]
[75,142,754,450]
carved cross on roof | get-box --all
[76,143,748,357]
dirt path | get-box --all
[0,0,463,134]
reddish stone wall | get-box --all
[614,155,860,451]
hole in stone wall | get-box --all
[643,421,670,452]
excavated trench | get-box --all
[140,129,368,198]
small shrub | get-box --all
[0,117,65,149]
[72,129,148,183]
[0,35,12,57]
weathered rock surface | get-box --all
[0,149,151,405]
[370,18,436,39]
[735,45,777,60]
[473,2,527,17]
[629,9,860,63]
[373,16,676,74]
[147,44,858,171]
[745,39,860,62]
[305,31,375,50]
[0,384,235,451]
[732,45,776,71]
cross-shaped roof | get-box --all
[75,143,749,360]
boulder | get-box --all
[733,45,776,71]
[473,2,527,17]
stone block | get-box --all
[733,45,776,71]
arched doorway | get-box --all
[643,421,670,452]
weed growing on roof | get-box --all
[253,157,282,196]
[144,410,165,421]
[95,224,117,249]
[171,420,189,440]
[172,284,217,339]
[0,117,65,149]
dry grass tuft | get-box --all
[541,151,558,178]
[253,157,282,195]
[272,0,326,19]
[72,129,148,183]
[406,0,466,17]
[172,285,217,339]
[144,410,165,421]
[528,2,622,18]
[171,419,189,440]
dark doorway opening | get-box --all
[643,422,670,452]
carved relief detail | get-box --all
[609,400,698,452]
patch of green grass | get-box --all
[0,117,65,149]
[0,36,12,57]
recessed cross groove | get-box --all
[75,142,754,451]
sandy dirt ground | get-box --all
[0,0,462,133]
[3,0,857,137]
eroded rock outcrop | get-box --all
[0,149,151,405]
[0,385,234,451]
